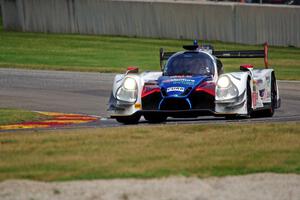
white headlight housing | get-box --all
[123,78,137,90]
[116,77,138,103]
[217,76,230,88]
[216,75,238,100]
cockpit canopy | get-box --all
[163,52,215,76]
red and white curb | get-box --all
[0,111,99,130]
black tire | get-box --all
[266,73,277,117]
[144,113,167,123]
[115,114,141,124]
[245,80,253,118]
[252,73,276,118]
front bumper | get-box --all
[215,91,247,115]
[110,109,216,118]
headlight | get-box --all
[116,77,137,103]
[217,76,230,88]
[216,76,238,100]
[123,78,137,90]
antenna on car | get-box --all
[183,40,199,51]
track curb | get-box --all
[0,111,99,131]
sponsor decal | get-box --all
[162,78,195,85]
[167,87,185,93]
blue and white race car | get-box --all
[108,41,280,124]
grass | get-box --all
[0,23,300,80]
[0,108,48,125]
[0,122,299,181]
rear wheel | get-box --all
[115,114,141,124]
[144,113,167,123]
[266,73,277,117]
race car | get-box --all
[108,41,280,124]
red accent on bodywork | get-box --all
[195,82,216,96]
[141,86,160,98]
[127,66,139,73]
[240,64,254,72]
[240,64,254,69]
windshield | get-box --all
[164,52,215,76]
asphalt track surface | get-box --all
[0,68,299,128]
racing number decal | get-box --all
[166,87,185,93]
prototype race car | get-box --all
[108,41,280,124]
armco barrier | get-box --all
[1,0,300,47]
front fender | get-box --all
[112,74,143,100]
[215,72,252,115]
[216,72,251,100]
[108,73,144,116]
[229,72,251,96]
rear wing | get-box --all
[213,43,269,68]
[159,43,269,70]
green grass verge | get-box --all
[0,108,48,125]
[0,25,300,80]
[0,122,299,181]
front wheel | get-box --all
[245,80,253,118]
[115,114,141,124]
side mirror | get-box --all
[126,66,139,74]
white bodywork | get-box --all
[108,71,162,117]
[108,50,280,119]
[215,68,280,116]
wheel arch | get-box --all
[224,72,252,96]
